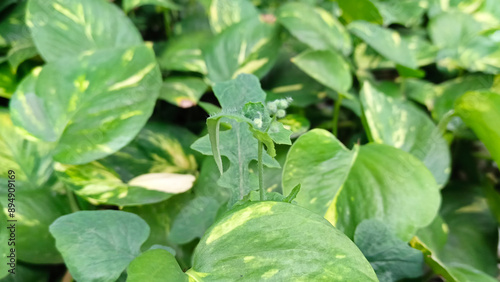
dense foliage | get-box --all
[1,0,500,281]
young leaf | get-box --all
[360,82,451,187]
[192,120,280,206]
[292,49,352,94]
[27,0,143,62]
[127,249,188,282]
[187,201,378,281]
[354,219,424,281]
[49,211,150,282]
[10,45,161,164]
[277,2,352,55]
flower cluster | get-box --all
[267,97,293,119]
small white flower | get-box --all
[276,109,286,118]
[253,118,263,128]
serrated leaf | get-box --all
[192,120,280,206]
[49,211,150,282]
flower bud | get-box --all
[276,109,286,119]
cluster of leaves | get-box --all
[0,0,500,281]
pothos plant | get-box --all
[0,0,500,281]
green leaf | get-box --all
[0,64,16,99]
[27,0,143,62]
[334,144,440,240]
[7,37,38,71]
[292,49,352,94]
[0,109,53,190]
[10,45,161,164]
[0,3,29,47]
[49,210,150,282]
[168,196,220,244]
[0,264,50,282]
[437,185,499,276]
[433,74,495,122]
[354,219,424,281]
[283,129,441,241]
[0,205,9,278]
[455,91,500,165]
[0,188,71,264]
[157,32,209,74]
[402,78,438,110]
[428,11,500,73]
[204,17,281,83]
[337,0,383,24]
[213,73,266,109]
[192,120,280,206]
[203,74,291,172]
[127,249,188,282]
[279,114,310,138]
[123,0,180,13]
[348,21,418,69]
[208,0,259,33]
[412,184,499,281]
[123,193,194,251]
[360,82,451,187]
[277,2,352,56]
[371,0,427,27]
[55,123,198,206]
[282,129,357,216]
[160,77,208,108]
[187,201,378,281]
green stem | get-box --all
[163,9,171,38]
[66,188,80,213]
[258,141,265,201]
[332,94,344,136]
[437,109,456,135]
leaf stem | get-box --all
[332,93,344,136]
[258,140,265,201]
[66,187,80,213]
[437,109,456,135]
[163,9,172,38]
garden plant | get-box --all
[1,0,500,281]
